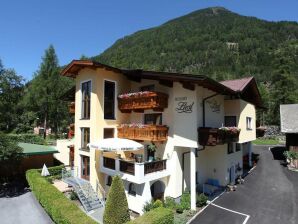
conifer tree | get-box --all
[103,176,130,224]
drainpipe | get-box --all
[202,93,219,127]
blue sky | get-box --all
[0,0,298,81]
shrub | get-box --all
[70,191,78,200]
[153,199,163,209]
[103,176,130,224]
[143,199,155,212]
[7,134,46,145]
[127,207,174,224]
[164,197,177,209]
[196,193,208,207]
[176,204,184,214]
[180,192,191,210]
[26,168,97,224]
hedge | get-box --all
[7,134,46,145]
[127,207,174,224]
[26,169,97,224]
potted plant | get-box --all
[147,143,157,153]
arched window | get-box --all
[107,176,112,186]
[128,183,136,196]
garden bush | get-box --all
[127,207,174,224]
[180,192,191,210]
[196,193,208,207]
[143,199,155,212]
[26,168,96,224]
[164,197,177,209]
[7,134,46,145]
[103,175,130,224]
[153,199,163,209]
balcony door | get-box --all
[81,155,90,180]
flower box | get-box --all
[198,127,241,146]
[117,124,168,142]
[118,91,168,112]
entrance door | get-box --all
[229,165,235,184]
[81,155,90,180]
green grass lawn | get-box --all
[253,138,280,145]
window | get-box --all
[228,143,234,154]
[106,176,112,186]
[104,128,114,139]
[225,116,237,127]
[144,113,162,125]
[128,183,136,196]
[246,117,252,130]
[81,128,90,150]
[140,85,155,91]
[81,81,91,119]
[104,81,116,119]
[236,143,241,152]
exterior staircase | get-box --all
[62,167,105,212]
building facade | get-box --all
[59,60,262,214]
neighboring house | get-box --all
[60,60,262,214]
[280,104,298,151]
[33,126,52,136]
[18,143,59,171]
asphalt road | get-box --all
[192,145,298,224]
[0,191,53,224]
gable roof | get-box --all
[61,60,263,107]
[220,77,263,108]
[280,104,298,133]
[220,77,254,92]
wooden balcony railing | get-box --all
[119,160,135,175]
[68,102,75,114]
[118,91,168,113]
[103,157,116,170]
[68,123,75,139]
[117,125,168,142]
[256,127,266,138]
[144,160,167,174]
[198,127,240,146]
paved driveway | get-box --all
[192,145,298,224]
[0,191,53,224]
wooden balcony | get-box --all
[118,91,168,113]
[68,123,75,139]
[198,127,240,146]
[144,160,167,174]
[117,125,168,142]
[68,102,75,114]
[256,127,266,138]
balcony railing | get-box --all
[100,156,169,183]
[103,157,116,170]
[117,125,168,142]
[256,127,266,138]
[198,127,240,146]
[118,91,168,112]
[69,102,75,114]
[144,160,167,174]
[119,160,135,175]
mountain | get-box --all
[92,7,298,82]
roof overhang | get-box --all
[61,60,122,78]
